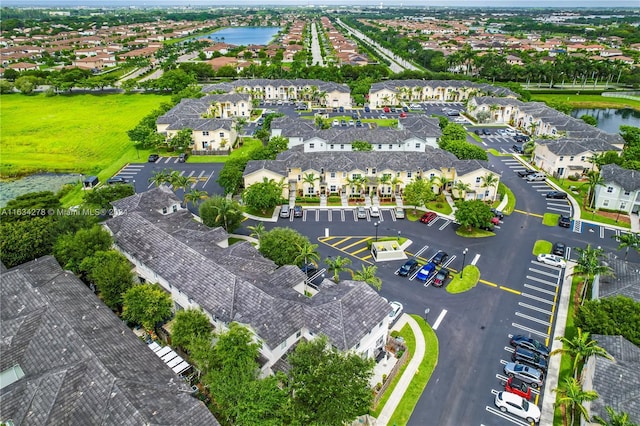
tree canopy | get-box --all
[199,196,244,232]
[454,199,494,231]
[170,308,213,352]
[243,178,284,214]
[403,178,436,212]
[575,295,640,346]
[79,250,135,312]
[259,227,311,267]
[122,284,173,331]
[53,225,113,272]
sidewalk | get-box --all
[539,262,574,426]
[376,314,425,426]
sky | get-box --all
[2,0,639,7]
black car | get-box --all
[482,129,491,135]
[491,208,504,220]
[512,346,548,372]
[364,106,371,113]
[510,335,550,357]
[517,169,537,177]
[433,267,450,287]
[431,251,449,265]
[300,263,318,277]
[558,215,571,228]
[355,120,363,127]
[351,112,358,119]
[514,135,530,143]
[107,177,127,184]
[293,205,303,218]
[148,154,159,162]
[257,118,264,125]
[178,153,188,163]
[512,144,524,154]
[402,106,409,112]
[553,242,566,257]
[474,129,482,135]
[339,106,344,113]
[398,259,420,277]
[546,191,568,199]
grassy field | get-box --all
[530,93,640,111]
[0,93,170,178]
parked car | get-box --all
[474,129,482,135]
[370,206,380,217]
[332,119,339,126]
[177,152,188,163]
[503,362,544,388]
[546,191,568,199]
[525,173,546,182]
[399,112,407,118]
[558,215,571,228]
[293,205,303,218]
[257,118,264,125]
[280,205,290,218]
[431,251,448,265]
[390,107,397,113]
[433,267,450,287]
[416,262,437,282]
[355,120,363,127]
[402,106,409,112]
[351,112,359,119]
[537,253,566,268]
[514,134,530,143]
[379,114,388,119]
[419,212,437,224]
[482,128,491,135]
[512,144,524,154]
[512,346,548,372]
[494,391,541,423]
[491,208,504,220]
[388,301,403,325]
[505,377,532,401]
[300,263,318,277]
[339,106,344,113]
[395,207,405,219]
[348,119,355,126]
[479,222,495,231]
[148,154,159,162]
[517,169,537,177]
[364,106,371,113]
[357,206,367,219]
[490,216,500,225]
[510,335,550,358]
[553,242,566,257]
[107,177,127,184]
[383,106,391,113]
[398,259,420,277]
[340,119,347,127]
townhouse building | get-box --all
[533,138,619,179]
[105,187,391,376]
[594,164,640,215]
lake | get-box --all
[570,108,640,134]
[197,27,281,46]
[0,173,82,207]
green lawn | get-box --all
[530,93,640,111]
[446,265,480,294]
[498,182,516,215]
[543,212,561,226]
[1,93,170,178]
[388,315,438,425]
[533,240,552,256]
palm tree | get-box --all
[209,197,243,232]
[582,171,605,209]
[377,174,392,198]
[611,232,640,261]
[437,175,451,194]
[302,173,320,197]
[453,181,471,200]
[593,406,638,426]
[170,173,191,193]
[481,173,499,201]
[325,255,352,283]
[247,222,265,240]
[183,189,208,207]
[554,377,599,426]
[551,328,614,378]
[149,169,170,187]
[351,264,382,291]
[572,244,615,302]
[588,152,607,172]
[294,241,320,268]
[391,176,404,196]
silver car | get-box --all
[357,206,367,219]
[395,208,405,219]
[504,362,544,388]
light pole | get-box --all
[424,308,430,322]
[374,221,379,242]
[461,248,469,278]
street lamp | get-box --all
[374,221,379,242]
[461,248,469,278]
[424,308,430,322]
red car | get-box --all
[505,377,532,401]
[419,212,437,224]
[399,112,407,118]
[490,216,500,225]
[383,106,391,113]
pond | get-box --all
[570,108,640,134]
[0,173,82,207]
[196,27,281,46]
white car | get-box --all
[495,391,541,423]
[332,119,339,126]
[395,207,405,219]
[537,253,566,268]
[370,206,380,217]
[388,301,403,325]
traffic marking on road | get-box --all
[351,246,370,256]
[516,312,551,326]
[438,219,451,230]
[330,237,351,247]
[518,302,552,315]
[526,275,559,287]
[521,292,555,305]
[342,238,372,251]
[511,323,549,338]
[480,280,498,288]
[485,406,531,426]
[499,286,521,295]
[524,284,556,296]
[513,209,544,218]
[470,253,481,265]
[432,309,448,330]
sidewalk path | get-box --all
[376,315,425,426]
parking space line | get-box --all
[315,210,319,221]
[341,210,345,221]
[327,210,332,222]
[361,254,372,261]
[331,237,351,247]
[342,238,372,250]
[438,220,450,230]
[351,246,370,256]
[470,253,481,265]
[516,312,551,326]
[526,275,558,287]
[528,268,560,278]
[600,226,605,239]
[432,309,447,330]
[518,302,553,315]
[524,284,556,296]
[512,323,549,338]
[485,406,530,426]
[521,292,555,305]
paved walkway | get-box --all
[376,314,426,426]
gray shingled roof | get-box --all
[598,253,640,302]
[536,138,619,156]
[0,256,218,426]
[244,146,482,178]
[370,79,519,98]
[588,334,640,424]
[600,164,640,192]
[202,78,351,94]
[104,192,390,351]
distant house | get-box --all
[594,164,640,216]
[533,138,620,179]
[0,255,219,425]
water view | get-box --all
[197,27,281,46]
[571,108,640,134]
[0,173,82,207]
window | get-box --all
[298,175,301,181]
[607,186,614,193]
[307,186,315,194]
[202,141,208,149]
[280,340,287,349]
[355,342,360,349]
[603,200,610,206]
[202,131,209,136]
[383,173,392,180]
[624,191,630,196]
[580,156,585,161]
[416,143,421,149]
[476,177,481,183]
[372,168,377,174]
[407,172,412,178]
[378,144,382,150]
[330,172,336,178]
[620,202,627,209]
[352,174,361,179]
[559,156,564,161]
[162,207,167,214]
[309,143,315,149]
[330,185,336,192]
[389,144,393,149]
[219,132,224,138]
[330,144,334,149]
[569,156,574,161]
[343,172,347,178]
[340,144,344,150]
[429,173,435,179]
[296,331,301,338]
[172,205,178,213]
